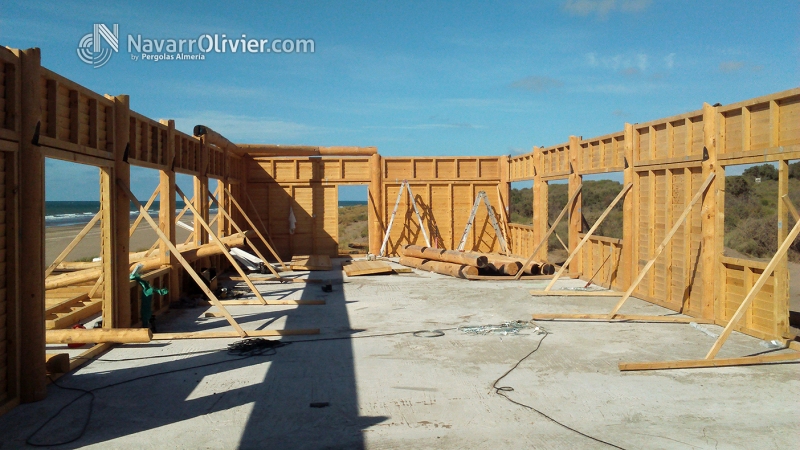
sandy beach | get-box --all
[45,215,216,265]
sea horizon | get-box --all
[45,199,368,228]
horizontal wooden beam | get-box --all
[199,299,325,306]
[529,290,624,297]
[235,143,377,157]
[619,352,800,371]
[531,313,713,323]
[152,329,320,340]
[46,328,152,344]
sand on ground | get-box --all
[45,214,216,265]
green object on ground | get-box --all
[130,274,168,328]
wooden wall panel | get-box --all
[313,185,338,256]
[0,151,7,405]
[579,132,625,174]
[720,258,779,339]
[578,236,623,290]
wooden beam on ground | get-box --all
[342,260,393,276]
[531,313,714,323]
[176,185,271,306]
[705,209,800,359]
[514,184,583,280]
[200,299,326,306]
[619,352,800,371]
[46,328,152,344]
[607,173,716,318]
[119,180,247,337]
[241,189,289,270]
[466,274,553,281]
[529,290,624,297]
[208,187,282,278]
[399,255,478,278]
[401,244,487,267]
[44,211,101,278]
[152,329,320,340]
[544,183,632,291]
[129,186,159,237]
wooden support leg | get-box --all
[243,190,289,270]
[129,185,160,236]
[209,188,282,278]
[44,211,101,278]
[544,183,631,291]
[175,185,271,305]
[705,209,800,359]
[514,184,583,280]
[118,180,247,337]
[607,173,715,318]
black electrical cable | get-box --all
[491,331,627,450]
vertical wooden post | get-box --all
[17,47,46,402]
[701,102,720,321]
[368,153,383,255]
[195,139,210,246]
[159,119,178,305]
[107,94,131,328]
[621,124,635,288]
[568,136,582,277]
[776,159,790,337]
[532,147,547,261]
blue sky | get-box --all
[2,0,798,200]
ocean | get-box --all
[46,200,368,227]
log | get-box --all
[234,143,377,157]
[481,254,521,276]
[46,232,251,290]
[399,255,478,279]
[401,245,487,268]
[45,354,71,374]
[482,254,552,275]
[46,328,152,344]
[193,125,237,151]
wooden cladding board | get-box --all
[633,166,705,315]
[634,110,704,165]
[0,151,7,405]
[382,182,502,256]
[38,69,114,158]
[247,182,338,258]
[507,223,535,259]
[720,258,782,339]
[249,157,371,183]
[579,132,625,174]
[509,154,536,181]
[1,59,17,134]
[383,157,499,181]
[128,112,168,168]
[173,132,202,175]
[540,143,570,178]
[718,89,800,161]
[578,235,624,290]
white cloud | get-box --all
[664,53,676,69]
[564,0,651,19]
[585,52,650,72]
[719,61,746,73]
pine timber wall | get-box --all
[507,87,800,343]
[243,155,508,258]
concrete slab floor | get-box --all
[1,258,798,449]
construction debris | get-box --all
[398,245,553,279]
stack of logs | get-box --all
[399,245,554,279]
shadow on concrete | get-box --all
[0,260,386,449]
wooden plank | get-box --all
[705,211,800,359]
[607,173,715,317]
[152,329,320,340]
[128,185,159,237]
[43,211,100,278]
[290,254,332,271]
[531,313,713,323]
[544,183,631,290]
[342,260,393,276]
[46,328,151,344]
[200,299,325,306]
[119,180,246,337]
[619,352,800,371]
[46,299,102,330]
[529,290,624,297]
